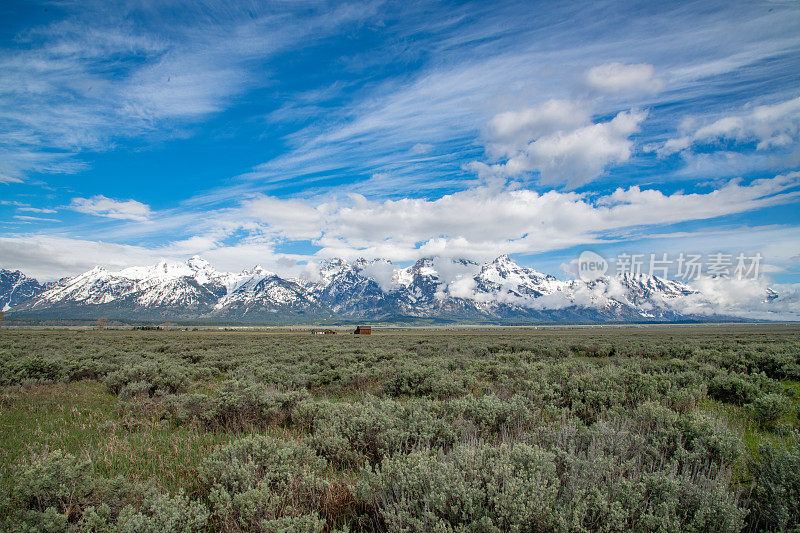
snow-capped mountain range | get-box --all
[0,269,50,312]
[0,255,788,323]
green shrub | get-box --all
[114,490,209,533]
[178,379,307,430]
[199,434,329,530]
[708,373,759,405]
[296,396,459,467]
[260,513,327,532]
[679,412,744,466]
[358,441,560,532]
[359,430,746,532]
[2,356,62,384]
[6,449,208,532]
[105,359,188,396]
[383,363,468,398]
[752,393,793,429]
[746,443,800,531]
[11,449,96,524]
[452,393,535,434]
[752,350,800,380]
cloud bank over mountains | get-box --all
[0,172,800,277]
[3,171,798,281]
[3,254,798,322]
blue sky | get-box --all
[1,0,799,283]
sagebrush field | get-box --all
[1,325,799,532]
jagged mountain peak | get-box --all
[4,255,791,322]
[611,271,696,295]
[479,254,551,281]
[242,264,274,277]
[408,256,480,268]
[118,259,197,280]
[186,255,213,270]
[410,258,437,275]
[1,268,46,312]
[319,257,348,268]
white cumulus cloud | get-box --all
[657,96,800,156]
[4,174,799,281]
[240,171,799,263]
[476,101,648,187]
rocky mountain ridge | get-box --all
[0,255,777,323]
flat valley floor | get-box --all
[1,325,799,531]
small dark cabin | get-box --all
[354,325,371,335]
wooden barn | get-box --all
[354,325,371,335]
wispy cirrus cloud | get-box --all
[0,0,379,179]
[17,207,56,213]
[229,1,800,199]
[585,62,663,94]
[0,173,23,184]
[12,215,60,223]
[1,0,799,290]
[70,195,151,221]
[3,0,799,194]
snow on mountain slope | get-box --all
[26,257,230,310]
[6,254,791,322]
[14,256,268,319]
[306,258,400,318]
[601,272,697,307]
[213,272,332,321]
[0,269,47,311]
[474,254,563,301]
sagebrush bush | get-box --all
[112,490,210,533]
[199,434,329,531]
[295,396,462,467]
[534,410,745,532]
[2,355,63,385]
[10,449,96,529]
[383,362,469,398]
[1,327,798,532]
[750,350,800,380]
[358,441,560,532]
[177,378,308,430]
[746,442,800,531]
[5,448,209,532]
[105,358,188,396]
[751,393,793,429]
[358,432,747,533]
[707,373,760,405]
